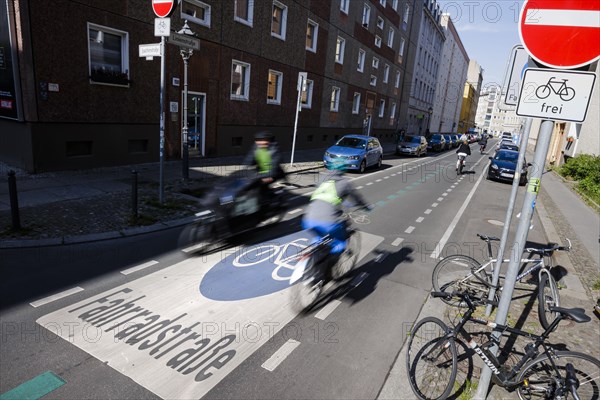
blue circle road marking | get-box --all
[200,231,312,301]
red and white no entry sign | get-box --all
[152,0,176,18]
[519,0,600,69]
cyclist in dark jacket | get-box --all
[456,139,471,172]
[479,135,488,153]
[243,131,285,206]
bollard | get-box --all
[131,170,138,219]
[8,170,21,230]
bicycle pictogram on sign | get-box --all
[535,77,576,101]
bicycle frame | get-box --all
[457,257,546,291]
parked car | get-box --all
[427,134,446,152]
[487,149,530,185]
[396,135,427,157]
[443,134,455,150]
[323,134,383,173]
[497,142,519,152]
[451,134,461,147]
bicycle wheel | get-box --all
[560,87,576,101]
[517,351,600,400]
[406,317,457,400]
[432,255,491,307]
[331,230,361,280]
[289,257,322,312]
[538,271,560,330]
[536,85,551,99]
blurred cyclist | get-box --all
[244,131,285,205]
[479,134,488,154]
[302,160,372,273]
[456,138,471,173]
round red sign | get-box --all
[519,0,600,69]
[152,0,176,18]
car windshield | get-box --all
[405,136,420,143]
[336,137,366,149]
[432,134,441,140]
[495,151,518,162]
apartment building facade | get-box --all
[475,85,524,137]
[458,60,483,133]
[1,0,420,172]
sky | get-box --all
[436,0,525,87]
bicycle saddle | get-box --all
[477,234,500,242]
[548,306,591,323]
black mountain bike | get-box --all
[406,291,600,400]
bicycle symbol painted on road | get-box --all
[232,238,309,281]
[535,77,576,101]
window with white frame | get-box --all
[352,92,361,114]
[392,0,398,11]
[370,75,377,86]
[362,4,371,27]
[399,37,406,56]
[383,64,390,83]
[390,102,397,122]
[88,23,129,86]
[267,70,283,104]
[231,60,250,100]
[271,1,288,40]
[387,28,394,47]
[379,0,386,6]
[357,49,366,72]
[372,57,379,69]
[306,19,318,52]
[301,79,314,108]
[375,35,382,47]
[340,0,349,14]
[378,99,385,117]
[181,0,211,28]
[330,86,340,112]
[234,0,254,26]
[377,17,384,29]
[395,70,401,88]
[403,3,410,29]
[335,36,345,64]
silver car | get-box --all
[396,135,427,157]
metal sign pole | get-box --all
[485,117,533,316]
[159,36,166,204]
[475,118,555,400]
[181,48,191,180]
[291,72,306,166]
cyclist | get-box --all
[302,161,372,277]
[479,134,488,154]
[243,131,285,206]
[456,138,471,173]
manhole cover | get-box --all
[487,219,504,226]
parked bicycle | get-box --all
[406,290,600,400]
[285,208,364,312]
[432,233,571,330]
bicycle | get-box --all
[456,153,468,175]
[432,233,571,330]
[285,208,364,312]
[406,290,600,400]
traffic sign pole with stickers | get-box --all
[475,2,600,398]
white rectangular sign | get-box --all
[139,43,162,58]
[154,17,171,37]
[168,32,201,50]
[516,68,596,122]
[503,45,530,106]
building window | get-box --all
[231,60,250,100]
[370,75,377,86]
[377,17,384,29]
[372,57,379,69]
[362,4,371,27]
[383,64,390,83]
[352,92,361,114]
[234,0,254,26]
[357,49,366,72]
[301,79,314,108]
[271,1,288,40]
[88,24,129,86]
[392,0,399,11]
[399,37,406,56]
[267,70,283,104]
[335,36,345,64]
[378,99,385,117]
[380,0,386,6]
[403,4,410,29]
[340,0,349,14]
[387,28,394,47]
[306,19,319,52]
[395,70,401,88]
[181,0,211,28]
[330,87,341,112]
[375,35,382,48]
[390,102,397,123]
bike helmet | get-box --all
[254,131,273,141]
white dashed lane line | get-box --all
[437,197,444,201]
[356,186,364,190]
[432,203,439,207]
[121,260,159,275]
[416,217,424,223]
[314,300,342,320]
[446,189,452,192]
[30,287,84,308]
[405,226,415,234]
[366,182,373,186]
[261,339,301,372]
[442,193,448,197]
[424,209,432,214]
[391,237,404,247]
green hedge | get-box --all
[559,154,600,205]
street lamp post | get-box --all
[179,21,195,181]
[427,106,433,135]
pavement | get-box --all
[2,139,599,399]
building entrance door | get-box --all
[183,91,206,157]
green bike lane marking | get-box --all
[0,371,65,400]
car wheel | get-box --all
[359,160,366,173]
[377,157,382,168]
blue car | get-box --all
[324,135,383,173]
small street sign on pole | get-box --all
[168,32,201,51]
[138,43,162,59]
[502,45,530,106]
[154,17,171,37]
